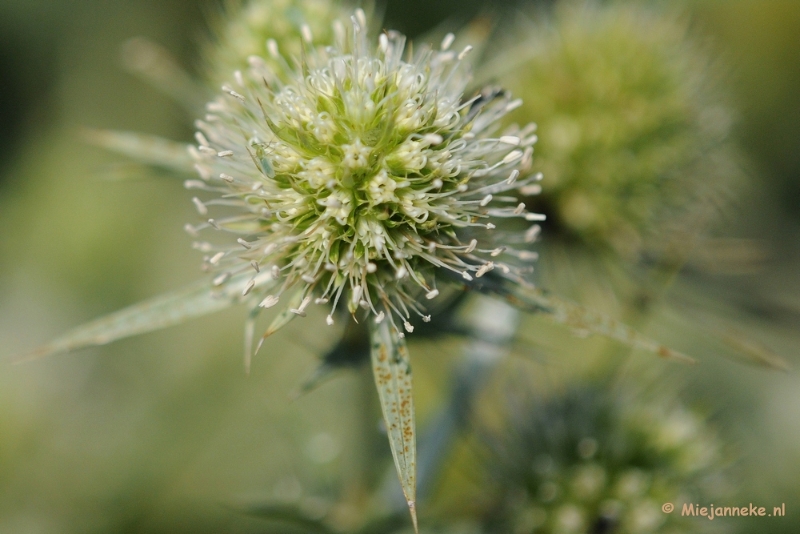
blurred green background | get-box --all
[1,0,799,532]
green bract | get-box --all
[188,10,542,336]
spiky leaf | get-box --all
[508,286,696,364]
[84,129,195,176]
[370,320,418,533]
[25,274,275,360]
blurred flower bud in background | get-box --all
[495,1,744,275]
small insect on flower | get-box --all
[190,10,542,340]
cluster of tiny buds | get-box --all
[184,10,545,338]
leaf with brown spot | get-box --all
[370,320,418,533]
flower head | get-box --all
[479,385,726,534]
[203,0,355,89]
[188,10,541,335]
[498,1,740,260]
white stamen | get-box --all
[500,136,520,146]
[375,311,385,323]
[505,99,523,112]
[366,262,377,273]
[462,271,473,281]
[217,150,234,157]
[519,251,539,261]
[242,279,256,296]
[195,132,209,146]
[396,266,408,279]
[301,24,313,43]
[486,223,496,230]
[506,169,520,184]
[426,289,439,300]
[259,295,279,308]
[301,274,316,283]
[220,173,234,183]
[491,247,505,257]
[424,133,443,145]
[458,45,473,60]
[465,239,478,253]
[208,218,220,230]
[520,184,542,196]
[422,315,431,322]
[441,33,455,51]
[271,265,281,278]
[194,164,212,180]
[237,238,252,249]
[192,197,208,215]
[326,315,334,326]
[404,321,414,333]
[480,194,493,207]
[222,86,245,101]
[514,203,526,215]
[502,150,523,164]
[476,262,494,278]
[525,225,541,243]
[525,213,547,221]
[209,251,225,265]
[184,224,198,236]
[266,39,279,58]
[213,272,230,286]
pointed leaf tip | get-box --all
[20,280,237,362]
[370,320,417,531]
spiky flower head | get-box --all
[203,0,356,89]
[499,0,739,260]
[187,10,542,336]
[480,386,726,534]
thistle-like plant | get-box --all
[478,385,726,534]
[30,2,711,530]
[189,13,541,339]
[494,0,741,265]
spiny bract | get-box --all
[187,10,543,337]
